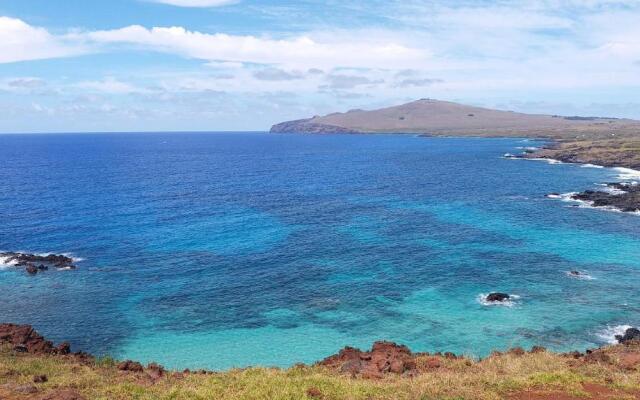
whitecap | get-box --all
[546,192,640,215]
[502,153,518,159]
[477,293,520,307]
[595,184,627,196]
[526,157,563,165]
[0,254,18,269]
[614,167,640,181]
[565,270,594,280]
[545,192,575,200]
[596,324,633,344]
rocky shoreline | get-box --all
[505,145,640,215]
[569,182,640,214]
[523,139,640,171]
[2,322,639,378]
[2,323,640,399]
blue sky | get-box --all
[1,0,640,132]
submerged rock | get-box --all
[486,293,510,302]
[616,328,640,344]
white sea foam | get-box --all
[596,325,633,344]
[477,293,520,307]
[581,163,604,169]
[614,167,640,181]
[546,192,578,202]
[565,270,594,280]
[518,146,540,152]
[0,254,18,269]
[599,185,627,196]
[546,192,640,216]
[526,157,563,165]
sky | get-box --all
[1,0,640,133]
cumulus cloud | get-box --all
[252,68,302,81]
[0,17,86,63]
[321,74,383,90]
[85,25,428,69]
[395,78,443,88]
[7,78,46,88]
[147,0,238,7]
[74,77,147,94]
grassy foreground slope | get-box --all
[2,343,640,400]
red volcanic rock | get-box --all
[57,342,71,355]
[424,357,442,369]
[0,323,58,354]
[0,323,83,360]
[146,362,165,381]
[318,341,417,378]
[530,345,547,353]
[618,353,640,370]
[117,360,144,373]
[306,387,322,398]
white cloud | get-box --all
[147,0,237,7]
[86,25,429,69]
[74,77,147,94]
[0,16,86,63]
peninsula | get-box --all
[271,99,640,169]
[272,99,640,213]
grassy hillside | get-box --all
[271,99,640,170]
[2,343,640,400]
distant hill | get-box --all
[270,99,640,139]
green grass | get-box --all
[1,345,639,400]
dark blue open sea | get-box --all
[1,132,640,370]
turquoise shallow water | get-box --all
[1,133,639,370]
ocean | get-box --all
[1,132,639,370]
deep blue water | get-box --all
[1,132,640,370]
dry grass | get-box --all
[2,345,640,400]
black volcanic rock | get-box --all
[616,328,640,344]
[1,252,77,273]
[571,183,640,213]
[486,293,510,302]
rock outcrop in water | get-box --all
[0,252,77,274]
[486,293,510,302]
[570,183,640,213]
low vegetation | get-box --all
[2,343,640,400]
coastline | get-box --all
[1,323,640,400]
[504,142,640,215]
[0,134,630,396]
